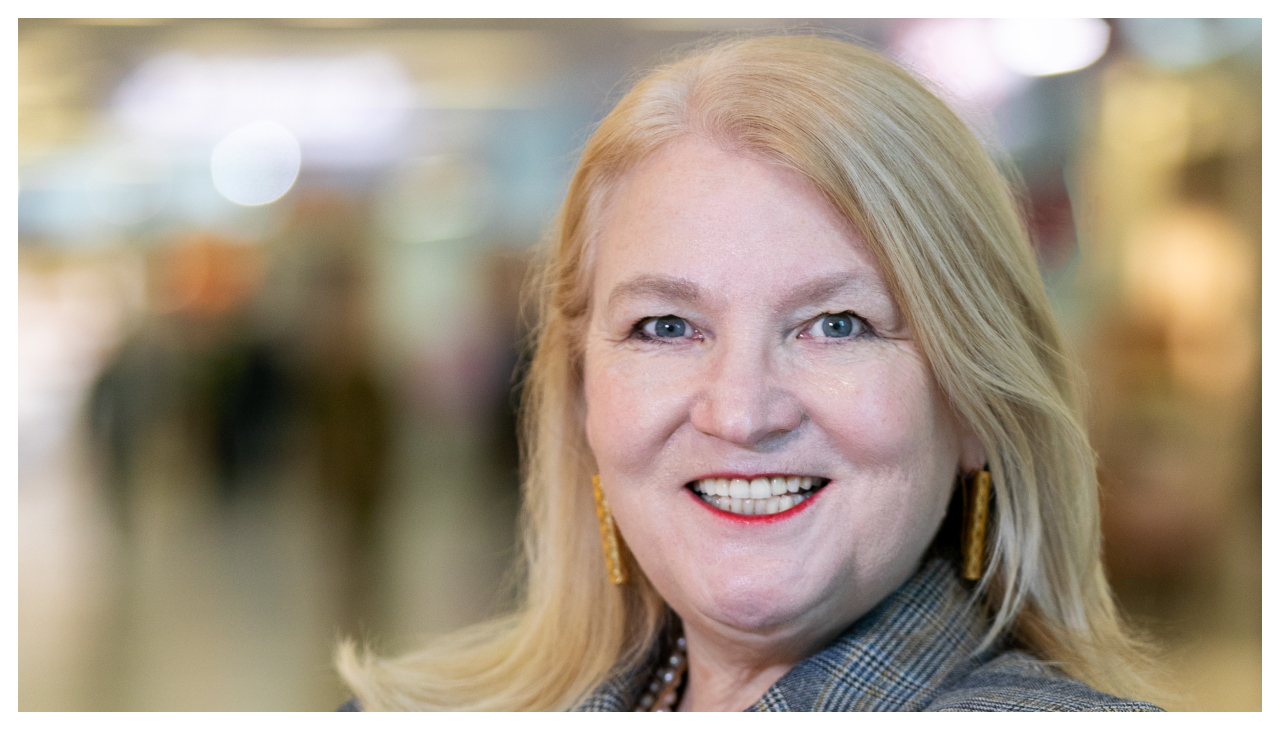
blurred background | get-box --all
[18,18,1261,711]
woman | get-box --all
[336,34,1161,711]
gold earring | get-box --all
[961,468,991,581]
[593,475,628,585]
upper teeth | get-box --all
[693,476,823,516]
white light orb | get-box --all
[991,18,1111,77]
[210,120,301,206]
[895,19,1025,108]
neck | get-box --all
[674,624,805,712]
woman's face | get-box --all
[582,137,980,656]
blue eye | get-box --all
[804,312,866,339]
[643,315,689,338]
[822,314,855,337]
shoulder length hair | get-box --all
[337,34,1153,710]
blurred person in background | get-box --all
[334,35,1162,712]
[87,194,393,637]
[88,233,291,526]
[277,195,392,636]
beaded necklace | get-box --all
[632,629,688,711]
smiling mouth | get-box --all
[687,476,830,516]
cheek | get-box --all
[798,355,961,562]
[802,358,957,470]
[582,342,695,478]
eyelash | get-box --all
[628,312,875,343]
[797,311,875,341]
[630,316,702,343]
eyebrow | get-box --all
[775,272,892,313]
[605,272,893,314]
[606,275,702,311]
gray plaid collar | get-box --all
[572,556,990,711]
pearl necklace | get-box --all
[633,632,688,711]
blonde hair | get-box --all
[337,34,1154,710]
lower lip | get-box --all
[688,484,825,524]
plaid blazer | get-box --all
[571,557,1162,712]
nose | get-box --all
[689,337,804,448]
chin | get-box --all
[685,565,820,634]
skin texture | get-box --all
[582,137,985,712]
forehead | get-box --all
[592,137,886,307]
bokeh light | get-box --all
[893,18,1029,111]
[990,18,1110,77]
[112,52,413,167]
[210,120,301,206]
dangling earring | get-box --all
[961,468,992,581]
[593,475,628,585]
